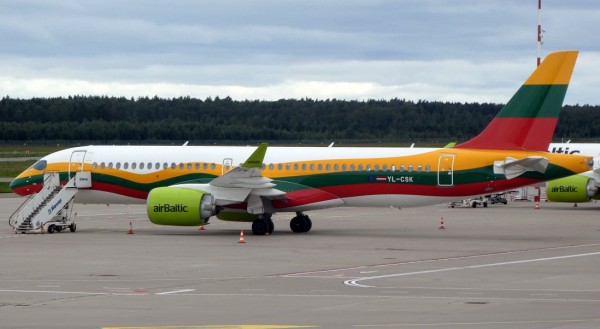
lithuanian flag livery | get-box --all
[9,51,592,234]
[456,51,578,151]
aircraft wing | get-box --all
[493,156,549,179]
[174,143,285,212]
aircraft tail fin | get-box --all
[455,51,578,151]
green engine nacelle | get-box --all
[147,187,215,226]
[546,175,597,203]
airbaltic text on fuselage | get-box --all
[153,204,189,213]
[551,186,578,193]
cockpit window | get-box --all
[31,160,47,171]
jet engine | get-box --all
[546,175,598,203]
[147,187,215,225]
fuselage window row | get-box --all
[91,161,431,173]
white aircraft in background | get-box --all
[546,143,600,203]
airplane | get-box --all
[546,143,600,203]
[9,51,593,235]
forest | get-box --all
[1,96,599,145]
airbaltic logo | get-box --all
[551,186,578,193]
[48,198,63,215]
[550,147,580,154]
[153,204,189,213]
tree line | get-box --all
[0,96,598,144]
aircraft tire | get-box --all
[290,215,311,233]
[266,219,274,235]
[251,219,268,235]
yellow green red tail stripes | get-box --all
[456,51,578,151]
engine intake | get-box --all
[546,175,597,203]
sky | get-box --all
[0,0,599,105]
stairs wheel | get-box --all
[47,224,56,234]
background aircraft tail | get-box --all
[456,51,578,151]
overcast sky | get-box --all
[1,0,598,105]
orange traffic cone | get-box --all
[535,201,540,209]
[127,221,135,234]
[238,230,246,243]
[438,217,446,230]
[199,226,206,231]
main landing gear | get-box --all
[251,215,274,236]
[290,212,312,233]
[250,212,313,235]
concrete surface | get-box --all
[1,197,600,329]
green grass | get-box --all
[0,145,60,158]
[0,182,11,193]
[0,160,36,177]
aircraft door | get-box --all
[437,154,455,187]
[69,150,87,179]
[222,158,234,174]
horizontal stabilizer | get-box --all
[493,156,549,179]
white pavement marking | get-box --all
[155,289,196,295]
[344,251,600,288]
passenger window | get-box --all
[116,162,121,170]
[366,165,371,171]
[278,163,283,170]
[203,163,208,170]
[155,163,160,170]
[148,162,152,170]
[374,165,379,171]
[341,164,347,171]
[195,163,200,170]
[286,164,291,170]
[318,164,323,171]
[163,163,168,169]
[358,164,363,171]
[417,165,422,172]
[426,165,431,173]
[310,164,315,171]
[211,163,216,170]
[108,162,113,169]
[326,164,331,171]
[179,163,184,170]
[400,165,405,172]
[132,162,137,170]
[171,163,176,169]
[139,162,144,170]
[383,164,388,171]
[269,163,274,170]
[391,165,396,171]
[123,162,129,170]
[350,164,355,171]
[334,164,339,171]
[100,162,106,170]
[302,164,306,170]
[93,162,98,170]
[187,163,192,170]
[408,165,413,173]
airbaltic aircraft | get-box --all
[546,143,600,203]
[9,51,593,235]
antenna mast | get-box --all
[537,0,542,66]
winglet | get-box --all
[456,51,578,151]
[241,143,268,168]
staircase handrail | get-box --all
[8,173,61,229]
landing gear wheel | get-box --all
[252,219,269,235]
[266,218,274,235]
[69,223,77,232]
[47,224,56,234]
[290,213,312,233]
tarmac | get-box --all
[1,195,600,329]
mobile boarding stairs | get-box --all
[9,172,91,234]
